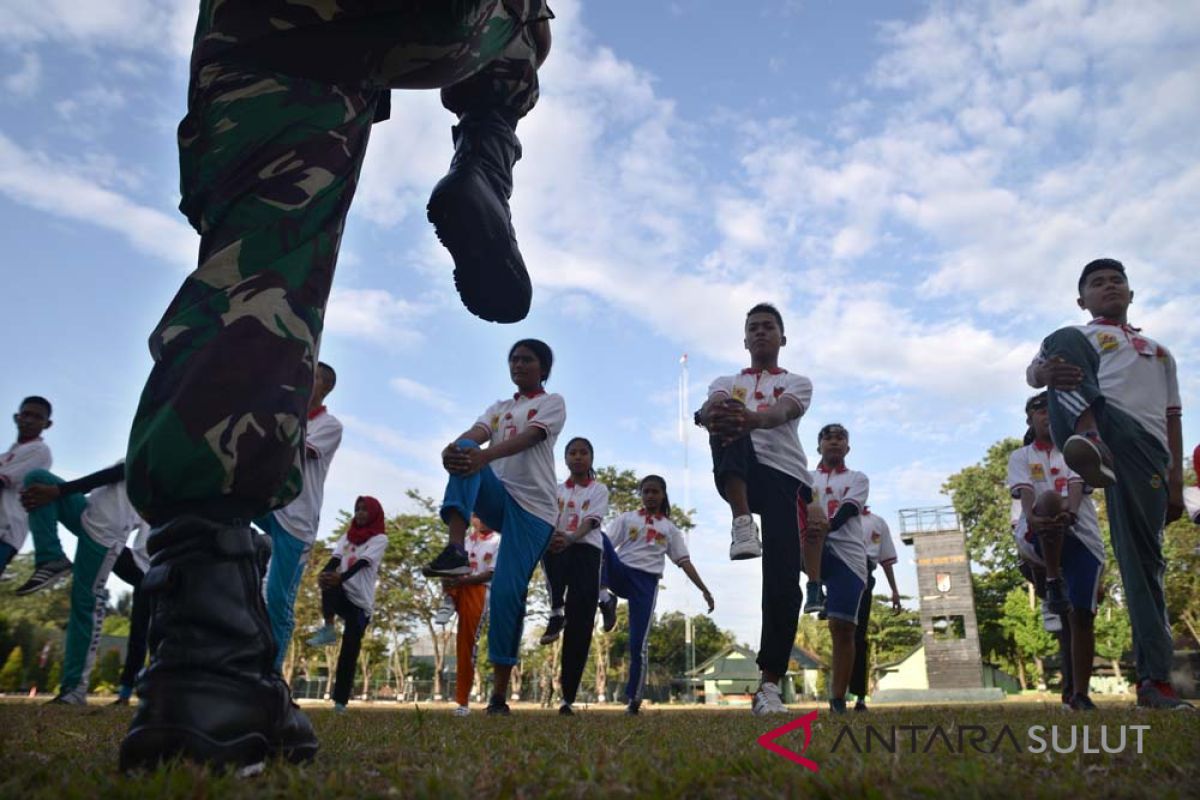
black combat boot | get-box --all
[427,109,531,324]
[119,516,317,772]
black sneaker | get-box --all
[625,700,641,715]
[802,583,825,616]
[15,558,72,595]
[1045,579,1070,615]
[421,545,470,578]
[1068,694,1098,711]
[540,614,565,645]
[485,697,511,716]
[854,699,869,713]
[829,697,848,715]
[599,595,618,632]
[558,704,574,716]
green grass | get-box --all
[1,698,1197,798]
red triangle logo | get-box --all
[756,710,820,772]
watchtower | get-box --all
[898,506,984,689]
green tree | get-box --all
[1000,586,1058,689]
[1163,466,1200,648]
[0,645,24,692]
[941,437,1023,573]
[1094,595,1134,689]
[646,611,735,686]
[863,595,923,671]
[942,437,1025,675]
[90,647,123,692]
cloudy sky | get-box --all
[2,0,1198,646]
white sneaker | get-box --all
[752,682,789,715]
[433,594,457,626]
[453,705,471,717]
[730,515,762,560]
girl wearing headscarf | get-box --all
[306,496,389,711]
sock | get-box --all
[452,542,467,555]
[599,589,612,603]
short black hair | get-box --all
[509,339,554,383]
[317,361,336,389]
[1025,392,1048,414]
[20,396,52,417]
[817,422,848,442]
[746,303,785,334]
[1078,258,1126,293]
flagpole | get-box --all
[679,353,695,701]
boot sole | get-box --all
[120,725,270,773]
[427,189,531,324]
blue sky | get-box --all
[2,0,1198,646]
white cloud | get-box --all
[0,131,195,269]
[0,0,195,57]
[323,287,426,348]
[389,376,457,415]
[4,50,41,96]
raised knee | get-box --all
[23,469,56,487]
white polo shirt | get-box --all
[80,481,148,553]
[861,510,897,572]
[555,477,609,550]
[606,510,690,576]
[1028,319,1181,464]
[467,530,500,583]
[0,438,52,551]
[476,391,566,527]
[1184,486,1200,525]
[707,368,813,486]
[811,463,869,584]
[1006,440,1105,566]
[332,532,388,614]
[275,408,343,545]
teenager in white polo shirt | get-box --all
[423,339,566,716]
[1,397,54,582]
[696,303,828,717]
[596,475,713,715]
[541,436,609,715]
[256,361,343,672]
[1028,258,1190,710]
[810,423,869,715]
[18,462,149,704]
[1186,445,1200,526]
[849,505,901,712]
[1007,391,1106,711]
[306,496,388,712]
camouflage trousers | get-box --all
[126,1,550,525]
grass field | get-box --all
[1,697,1197,799]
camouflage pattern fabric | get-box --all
[126,1,548,524]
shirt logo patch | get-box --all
[629,526,640,542]
[732,386,748,404]
[1030,463,1046,481]
[1097,332,1119,353]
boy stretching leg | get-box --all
[1029,258,1191,710]
[697,303,828,716]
